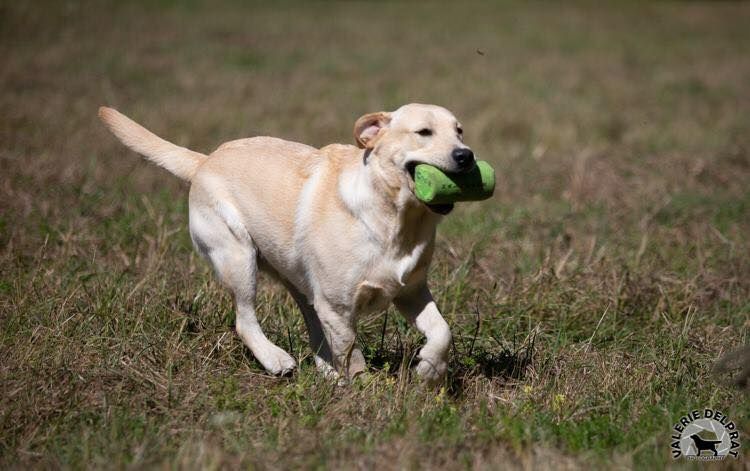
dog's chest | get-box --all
[354,242,431,312]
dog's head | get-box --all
[353,103,474,214]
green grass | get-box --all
[1,1,749,469]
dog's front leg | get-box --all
[394,284,451,383]
[315,300,366,380]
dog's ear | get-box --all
[353,111,391,149]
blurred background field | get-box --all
[1,1,748,468]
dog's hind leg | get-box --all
[190,203,296,375]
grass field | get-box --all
[1,1,749,469]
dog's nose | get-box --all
[451,147,475,171]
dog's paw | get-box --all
[257,346,296,376]
[314,361,348,386]
[414,358,447,384]
[315,350,367,385]
[314,355,339,378]
[347,348,367,378]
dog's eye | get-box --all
[457,127,463,135]
[416,128,433,137]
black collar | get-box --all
[362,148,372,165]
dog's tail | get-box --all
[98,107,207,181]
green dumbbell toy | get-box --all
[414,160,495,205]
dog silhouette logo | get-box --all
[689,432,722,456]
[671,409,741,460]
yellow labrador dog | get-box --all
[99,104,475,382]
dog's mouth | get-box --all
[426,203,454,215]
[405,162,454,215]
[406,161,419,180]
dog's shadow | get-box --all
[365,328,534,395]
[454,340,533,379]
[446,336,534,395]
